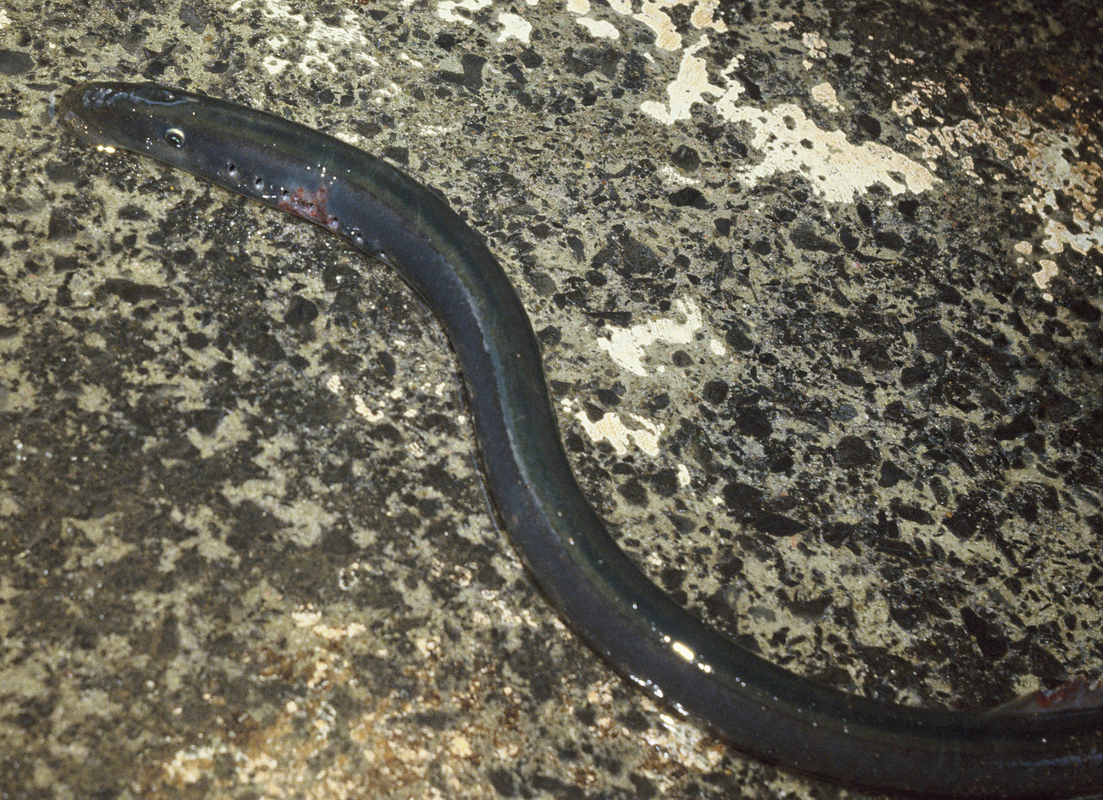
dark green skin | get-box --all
[56,82,1103,797]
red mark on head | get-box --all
[992,676,1103,715]
[277,185,340,233]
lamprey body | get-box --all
[56,82,1103,798]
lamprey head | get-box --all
[56,81,340,213]
[56,82,202,165]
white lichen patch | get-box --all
[291,608,323,628]
[229,0,379,75]
[416,123,460,138]
[802,31,828,63]
[322,373,387,423]
[613,0,681,50]
[497,12,532,43]
[641,36,744,124]
[811,81,842,112]
[260,34,292,76]
[595,297,705,376]
[566,0,622,41]
[353,394,385,423]
[658,163,700,185]
[605,0,728,51]
[895,81,1103,268]
[1032,260,1059,298]
[1033,204,1103,256]
[676,464,691,488]
[724,102,939,202]
[576,15,621,40]
[562,400,665,457]
[569,0,727,51]
[292,607,368,641]
[639,32,937,204]
[436,0,493,24]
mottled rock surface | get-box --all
[1,2,1101,798]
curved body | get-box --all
[56,82,1103,797]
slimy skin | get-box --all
[56,82,1103,798]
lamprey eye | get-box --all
[164,128,186,148]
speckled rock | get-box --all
[1,1,1101,799]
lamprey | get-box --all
[56,82,1103,798]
